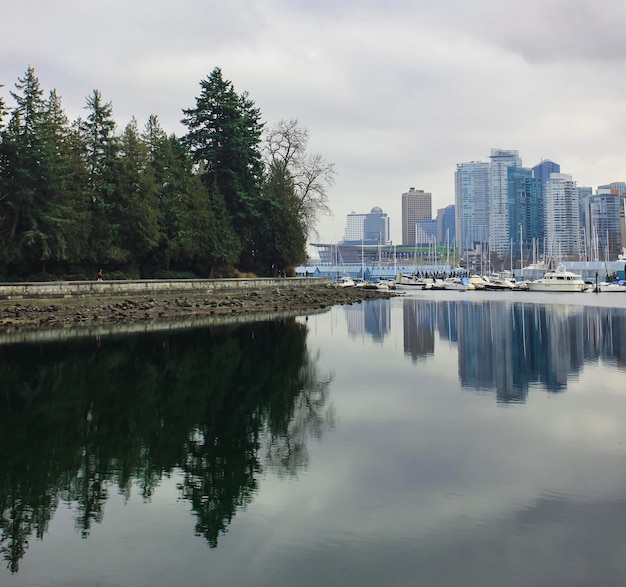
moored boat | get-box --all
[331,275,355,288]
[483,277,514,291]
[443,277,470,291]
[526,265,587,292]
[597,280,626,292]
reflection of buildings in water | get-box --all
[343,299,391,342]
[402,299,436,362]
[402,298,626,401]
[582,307,626,368]
[537,306,585,392]
[437,301,459,343]
[454,300,528,402]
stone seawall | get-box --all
[0,277,329,300]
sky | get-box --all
[3,0,626,246]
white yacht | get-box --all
[443,277,470,291]
[597,280,626,292]
[332,275,355,288]
[526,266,587,292]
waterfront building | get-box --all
[401,188,432,245]
[416,219,438,245]
[343,207,390,245]
[507,167,542,258]
[490,149,522,255]
[437,205,456,247]
[580,191,623,261]
[544,173,581,258]
[454,161,490,253]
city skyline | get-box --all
[340,153,624,258]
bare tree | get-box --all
[263,119,335,238]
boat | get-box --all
[363,278,393,291]
[396,272,429,289]
[424,278,445,290]
[597,280,626,292]
[443,277,470,291]
[483,277,514,291]
[468,275,487,290]
[526,265,587,292]
[331,275,355,288]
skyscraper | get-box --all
[490,149,522,255]
[437,205,456,246]
[401,188,432,245]
[507,167,541,257]
[455,161,490,252]
[532,159,560,194]
[531,160,559,250]
[580,192,622,260]
[545,173,580,257]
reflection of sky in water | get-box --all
[5,294,626,587]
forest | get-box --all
[0,66,334,281]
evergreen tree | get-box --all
[258,163,307,274]
[143,117,239,275]
[0,67,85,275]
[79,90,121,266]
[114,117,161,274]
[181,68,264,272]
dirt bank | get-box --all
[0,284,398,332]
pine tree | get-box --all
[181,68,264,271]
[79,89,120,266]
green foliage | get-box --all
[181,68,265,272]
[0,66,333,280]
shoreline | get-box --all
[0,284,398,334]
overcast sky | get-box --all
[3,0,626,245]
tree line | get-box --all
[0,66,334,280]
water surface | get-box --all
[2,291,626,586]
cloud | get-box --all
[2,0,626,244]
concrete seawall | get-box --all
[0,277,328,300]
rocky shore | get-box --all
[0,284,398,331]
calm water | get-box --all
[2,291,626,586]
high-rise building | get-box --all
[490,149,522,255]
[343,207,390,245]
[401,188,432,245]
[580,192,623,260]
[532,159,560,194]
[545,173,580,257]
[415,219,437,245]
[454,162,490,252]
[531,160,560,252]
[507,167,541,257]
[437,205,456,246]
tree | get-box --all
[0,68,86,275]
[181,68,264,271]
[258,163,307,273]
[78,90,121,265]
[113,117,161,273]
[263,119,334,240]
[143,117,239,276]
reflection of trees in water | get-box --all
[0,319,331,571]
[261,353,335,477]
